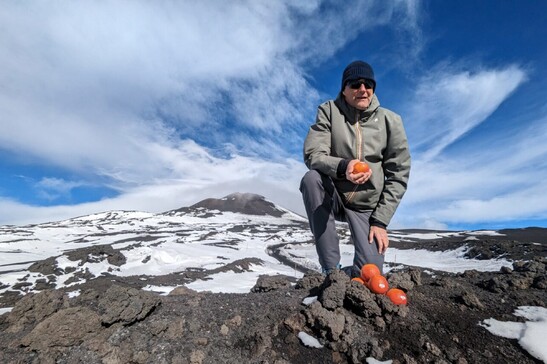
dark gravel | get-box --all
[0,227,545,363]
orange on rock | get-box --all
[367,275,389,294]
[352,162,370,174]
[360,264,381,282]
[351,277,366,285]
[386,288,408,305]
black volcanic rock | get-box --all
[499,227,547,244]
[170,192,287,217]
[1,263,546,363]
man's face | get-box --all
[342,79,374,110]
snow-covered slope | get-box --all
[0,192,521,298]
[0,194,310,295]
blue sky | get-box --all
[1,1,546,229]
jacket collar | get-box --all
[334,93,380,123]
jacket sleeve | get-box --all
[303,101,345,178]
[371,113,411,226]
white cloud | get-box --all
[393,114,547,228]
[34,177,86,201]
[383,62,545,228]
[0,1,419,169]
[436,184,547,223]
[407,64,527,161]
[0,1,422,225]
[1,1,305,171]
[0,147,308,225]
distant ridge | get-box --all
[169,192,287,217]
[498,227,547,244]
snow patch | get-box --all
[282,244,512,274]
[480,306,547,363]
[298,332,323,348]
[67,290,81,298]
[469,230,504,236]
[302,296,318,306]
[142,285,179,295]
[366,358,393,364]
[0,307,13,315]
[185,263,302,294]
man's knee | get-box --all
[300,170,323,193]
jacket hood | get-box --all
[334,93,380,123]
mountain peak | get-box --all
[172,193,287,217]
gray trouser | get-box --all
[299,170,384,276]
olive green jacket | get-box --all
[303,93,411,226]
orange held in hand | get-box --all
[367,275,389,294]
[386,288,408,305]
[360,264,381,282]
[353,161,370,174]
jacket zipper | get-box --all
[346,113,363,203]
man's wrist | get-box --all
[336,159,350,179]
[370,218,387,229]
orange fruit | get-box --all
[353,162,370,174]
[367,275,389,294]
[386,288,408,305]
[351,277,366,285]
[360,263,381,282]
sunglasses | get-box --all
[347,79,374,90]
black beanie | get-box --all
[341,61,376,91]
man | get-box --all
[300,60,411,277]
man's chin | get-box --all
[356,102,370,110]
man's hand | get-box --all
[369,225,389,254]
[346,159,372,184]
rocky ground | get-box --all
[0,230,545,364]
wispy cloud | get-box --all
[394,114,547,228]
[34,177,86,201]
[0,1,422,225]
[406,64,527,161]
[0,149,309,225]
